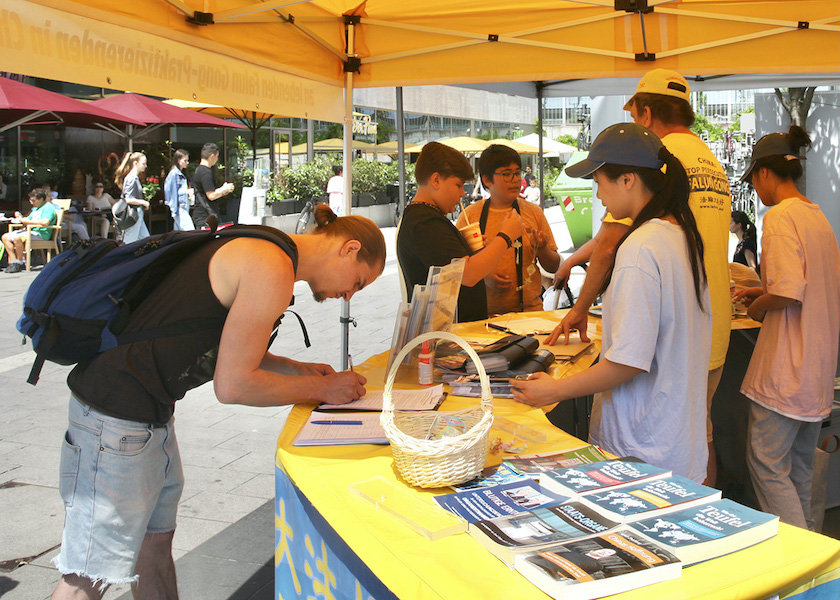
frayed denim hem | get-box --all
[52,557,139,589]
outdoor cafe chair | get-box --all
[10,207,65,271]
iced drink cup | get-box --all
[459,222,484,251]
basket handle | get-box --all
[383,331,492,415]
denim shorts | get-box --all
[53,396,184,585]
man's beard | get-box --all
[312,290,327,303]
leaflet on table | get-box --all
[513,529,682,600]
[293,411,389,446]
[575,475,721,523]
[540,459,671,496]
[449,463,532,492]
[626,498,778,566]
[317,385,445,412]
[469,501,621,565]
[504,445,609,476]
[488,316,560,336]
[434,480,570,523]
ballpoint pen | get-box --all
[311,420,364,425]
[348,354,355,372]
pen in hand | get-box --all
[348,354,355,372]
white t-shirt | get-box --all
[523,186,541,205]
[87,193,114,211]
[327,175,344,216]
[589,219,712,482]
[741,198,840,421]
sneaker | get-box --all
[5,261,23,273]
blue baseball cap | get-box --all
[565,123,665,179]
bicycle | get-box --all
[295,195,327,234]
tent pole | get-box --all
[537,82,544,210]
[340,19,356,372]
[251,112,257,165]
[128,124,133,152]
[396,87,405,218]
[307,119,314,163]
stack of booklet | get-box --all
[432,454,779,600]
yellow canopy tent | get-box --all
[5,0,838,366]
[13,0,838,90]
[435,136,491,153]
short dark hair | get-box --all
[478,144,521,185]
[201,142,220,160]
[630,93,695,128]
[332,165,343,176]
[34,190,47,202]
[415,142,474,185]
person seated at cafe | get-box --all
[65,198,90,242]
[456,144,560,315]
[2,189,57,273]
[512,123,712,483]
[397,141,523,323]
[0,174,7,201]
[87,181,116,238]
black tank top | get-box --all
[68,236,292,424]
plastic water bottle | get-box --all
[418,340,434,386]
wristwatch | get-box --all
[496,232,513,249]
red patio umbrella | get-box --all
[0,77,145,133]
[90,93,246,150]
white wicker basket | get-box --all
[380,331,492,488]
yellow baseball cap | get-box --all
[624,69,691,111]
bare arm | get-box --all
[531,228,561,273]
[745,249,758,272]
[746,292,796,322]
[511,359,644,409]
[547,222,629,345]
[206,182,235,201]
[553,237,596,288]
[210,239,367,406]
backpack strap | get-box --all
[479,199,524,311]
[115,226,307,350]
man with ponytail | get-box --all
[52,205,386,599]
[734,127,840,530]
[514,124,711,483]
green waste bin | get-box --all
[551,151,593,248]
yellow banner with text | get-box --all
[0,0,344,122]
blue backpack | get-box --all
[17,225,301,385]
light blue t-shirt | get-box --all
[589,219,712,482]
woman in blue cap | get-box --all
[513,123,712,482]
[733,126,840,529]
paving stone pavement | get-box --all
[0,208,573,599]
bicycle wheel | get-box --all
[295,203,313,234]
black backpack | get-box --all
[17,225,305,385]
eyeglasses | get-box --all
[493,170,522,183]
[95,185,104,188]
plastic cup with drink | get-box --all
[458,202,483,251]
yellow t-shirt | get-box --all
[664,132,732,370]
[456,200,557,315]
[603,212,633,227]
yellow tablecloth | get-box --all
[275,310,839,599]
